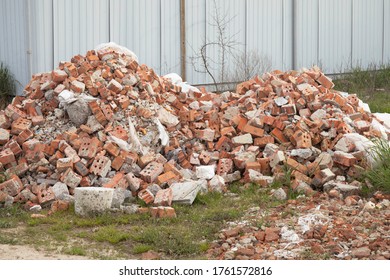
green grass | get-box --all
[63,246,87,256]
[362,139,390,195]
[92,226,131,244]
[0,183,282,259]
[132,244,153,254]
[333,64,390,113]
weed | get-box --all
[93,226,131,244]
[0,62,17,109]
[362,139,390,194]
[63,246,87,256]
[0,220,12,228]
[0,235,18,245]
[132,244,153,254]
[333,64,390,113]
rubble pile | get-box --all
[0,46,389,216]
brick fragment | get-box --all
[0,148,16,165]
[90,156,111,177]
[153,188,173,206]
[0,128,10,145]
[11,118,32,135]
[0,175,23,196]
[138,189,154,204]
[61,168,82,188]
[140,162,164,183]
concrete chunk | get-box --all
[74,187,114,216]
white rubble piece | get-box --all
[170,180,202,205]
[209,175,225,193]
[74,187,114,216]
[157,107,179,127]
[52,182,69,199]
[195,165,215,180]
[232,133,253,145]
[94,42,138,62]
[297,211,330,234]
[272,188,287,200]
[290,148,313,159]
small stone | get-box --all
[351,247,371,258]
[209,175,226,192]
[195,165,215,180]
[265,228,279,242]
[272,188,287,200]
[232,133,253,145]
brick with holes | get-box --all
[140,161,164,183]
[11,118,32,135]
[90,155,111,177]
[138,189,154,204]
[78,137,100,159]
[61,168,82,188]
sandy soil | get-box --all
[0,244,89,260]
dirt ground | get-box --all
[0,244,89,260]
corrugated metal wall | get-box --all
[0,0,29,92]
[0,0,389,92]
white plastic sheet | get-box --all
[94,42,138,62]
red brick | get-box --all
[11,118,32,135]
[51,69,68,82]
[117,95,130,109]
[56,158,74,173]
[140,161,164,183]
[16,129,34,145]
[78,137,99,159]
[138,189,154,204]
[88,101,108,125]
[61,168,82,188]
[50,200,70,213]
[215,136,233,152]
[0,111,11,129]
[217,158,233,175]
[101,103,114,120]
[138,154,155,168]
[157,206,176,218]
[292,130,312,148]
[90,155,111,177]
[0,175,23,196]
[107,79,123,93]
[37,186,56,205]
[0,148,16,165]
[80,176,92,187]
[125,172,142,192]
[286,157,308,174]
[111,154,125,171]
[109,125,128,141]
[31,115,45,126]
[242,123,264,137]
[4,104,27,121]
[333,151,356,167]
[153,188,173,206]
[156,171,177,185]
[270,128,289,143]
[103,172,128,189]
[104,141,120,157]
[254,135,274,147]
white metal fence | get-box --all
[0,0,389,93]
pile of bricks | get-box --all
[0,47,389,217]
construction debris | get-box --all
[1,45,390,218]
